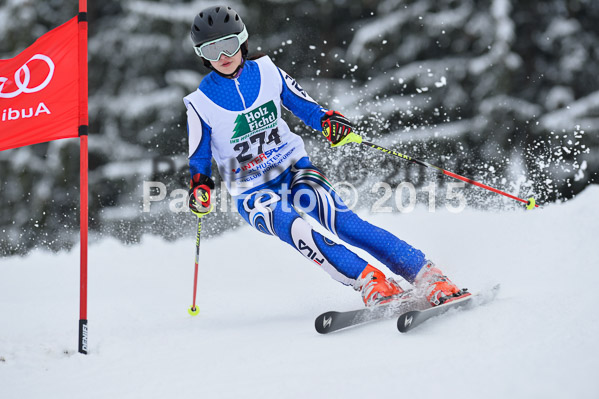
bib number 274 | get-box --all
[234,128,281,163]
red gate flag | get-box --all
[0,17,79,151]
[1,6,89,356]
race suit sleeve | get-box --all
[276,67,327,131]
[186,102,213,177]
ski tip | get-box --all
[315,312,338,334]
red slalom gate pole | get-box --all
[360,139,539,209]
[78,0,89,354]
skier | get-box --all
[184,5,468,307]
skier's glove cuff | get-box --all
[320,110,362,147]
[189,173,215,218]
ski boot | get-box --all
[414,262,470,306]
[355,264,404,307]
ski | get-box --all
[315,290,425,334]
[397,284,501,333]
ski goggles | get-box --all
[194,26,249,61]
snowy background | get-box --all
[1,1,599,397]
[1,186,598,398]
[1,0,598,254]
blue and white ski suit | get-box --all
[184,56,426,287]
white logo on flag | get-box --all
[0,54,55,98]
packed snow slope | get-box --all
[1,186,598,399]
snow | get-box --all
[347,8,416,63]
[1,186,599,398]
[126,1,246,23]
[539,90,599,132]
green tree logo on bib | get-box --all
[231,100,278,143]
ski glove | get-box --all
[189,173,215,218]
[320,110,362,147]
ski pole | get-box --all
[358,138,539,209]
[188,217,202,316]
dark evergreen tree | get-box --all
[1,0,596,255]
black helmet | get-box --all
[191,6,246,47]
[190,5,249,76]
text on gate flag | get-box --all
[0,17,80,151]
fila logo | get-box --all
[298,239,325,265]
[0,54,55,98]
[404,315,413,328]
[323,316,332,329]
